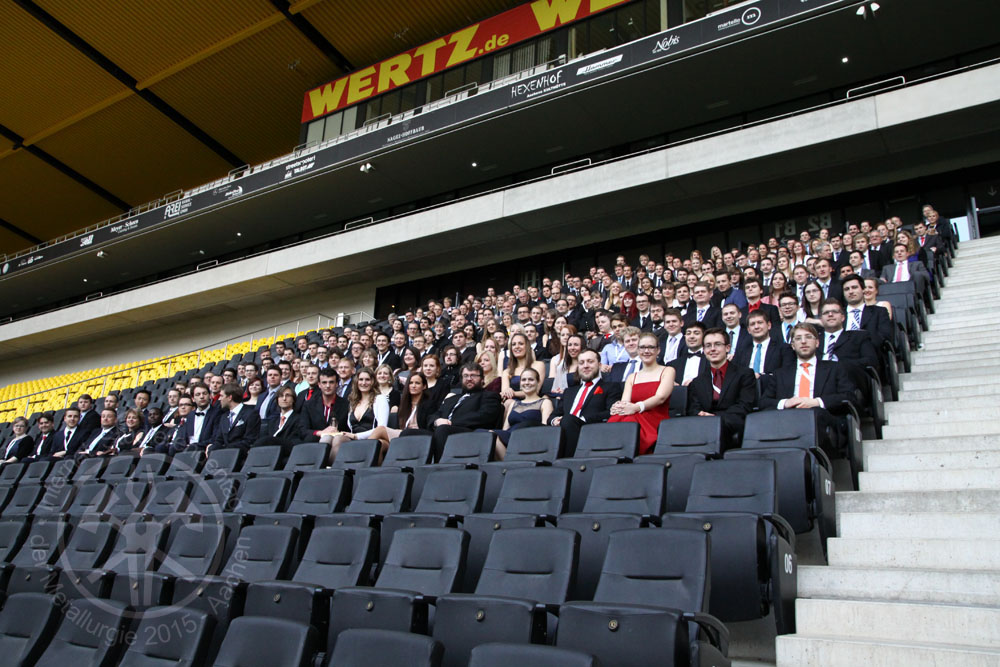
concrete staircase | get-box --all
[775,237,1000,665]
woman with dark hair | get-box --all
[762,271,789,306]
[419,354,449,412]
[394,346,421,388]
[608,332,675,456]
[370,372,436,458]
[800,282,824,326]
[114,409,145,453]
[243,377,264,407]
[620,291,639,321]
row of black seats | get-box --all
[0,522,730,666]
[0,457,795,657]
[0,411,837,533]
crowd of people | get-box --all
[2,207,954,468]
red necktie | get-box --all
[278,415,286,430]
[572,382,593,417]
[711,368,723,401]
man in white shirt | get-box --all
[669,322,708,386]
[880,243,931,295]
[761,323,855,411]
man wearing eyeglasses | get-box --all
[686,328,756,448]
[760,323,854,412]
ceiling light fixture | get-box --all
[359,162,375,174]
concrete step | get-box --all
[883,421,1000,439]
[836,489,1000,513]
[880,407,1000,425]
[932,301,998,314]
[911,348,1000,364]
[901,366,1000,382]
[897,385,1000,401]
[793,598,1000,648]
[838,511,1000,539]
[903,361,1000,376]
[917,337,998,353]
[797,565,1000,606]
[858,468,1000,492]
[900,375,1000,392]
[865,450,1000,471]
[921,330,997,345]
[886,396,999,412]
[926,315,1000,330]
[776,636,1000,667]
[828,537,1000,570]
[863,434,1000,456]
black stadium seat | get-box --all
[330,628,444,667]
[328,528,469,641]
[213,615,319,667]
[476,426,562,510]
[7,519,116,595]
[435,528,579,666]
[0,592,63,665]
[331,439,380,470]
[553,422,639,513]
[34,597,132,666]
[317,471,411,529]
[119,606,215,667]
[469,643,599,667]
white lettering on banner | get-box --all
[652,34,680,53]
[386,125,426,144]
[16,254,43,268]
[576,54,623,76]
[163,198,192,219]
[511,70,565,100]
[224,186,243,199]
[283,156,316,181]
[742,7,762,25]
[109,218,139,236]
[717,17,741,31]
[79,234,94,247]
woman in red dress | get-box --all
[608,332,676,455]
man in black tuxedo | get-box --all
[374,332,401,370]
[299,368,349,440]
[734,311,795,377]
[818,300,879,401]
[683,283,722,329]
[429,363,503,461]
[669,322,709,386]
[687,328,757,448]
[75,408,121,458]
[812,259,844,305]
[177,383,222,452]
[842,274,893,350]
[209,384,261,455]
[760,323,856,413]
[630,293,654,331]
[549,349,623,457]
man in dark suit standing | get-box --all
[741,278,780,328]
[76,394,100,440]
[687,328,757,448]
[429,363,503,461]
[209,384,261,455]
[683,283,723,329]
[549,349,623,457]
[842,274,893,350]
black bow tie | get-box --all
[688,351,703,358]
[195,411,206,417]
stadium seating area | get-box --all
[0,212,960,665]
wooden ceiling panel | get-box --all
[0,150,122,242]
[300,0,517,78]
[36,96,233,207]
[0,3,128,138]
[34,0,279,83]
[149,21,341,165]
[0,226,35,257]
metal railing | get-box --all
[0,312,374,419]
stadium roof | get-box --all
[0,0,518,255]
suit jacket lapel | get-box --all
[814,362,831,395]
